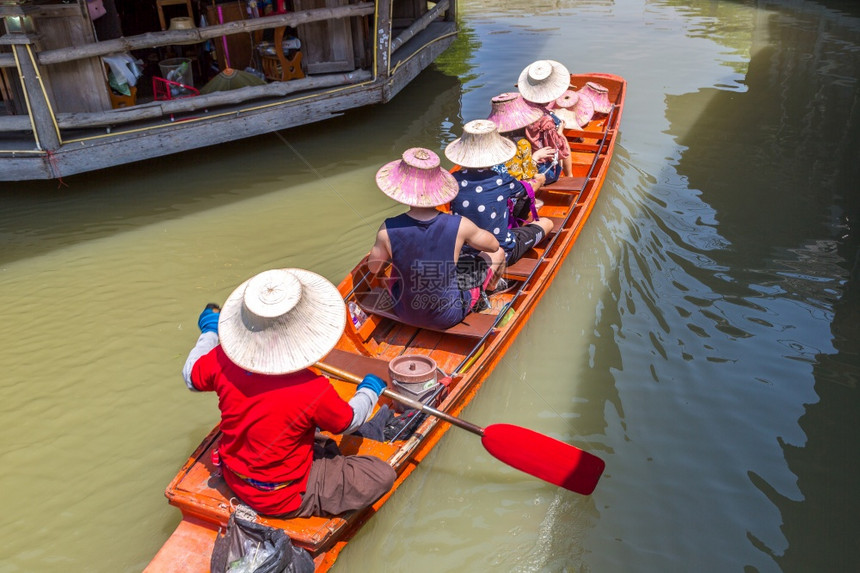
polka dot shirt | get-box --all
[451,167,525,252]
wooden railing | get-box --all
[0,0,455,134]
[0,4,375,68]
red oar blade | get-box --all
[481,423,605,495]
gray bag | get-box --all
[210,507,314,573]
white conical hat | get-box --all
[517,60,571,104]
[444,119,516,168]
[218,268,346,374]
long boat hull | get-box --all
[146,72,626,572]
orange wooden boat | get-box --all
[146,72,626,572]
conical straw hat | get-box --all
[555,89,579,109]
[578,81,612,114]
[554,108,577,129]
[200,68,266,94]
[569,92,594,127]
[517,60,571,104]
[218,268,346,375]
[375,147,458,207]
[444,119,517,168]
[486,92,544,133]
[168,17,200,45]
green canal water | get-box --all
[1,0,859,571]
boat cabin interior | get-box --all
[0,0,445,113]
[0,0,459,180]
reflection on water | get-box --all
[1,1,859,572]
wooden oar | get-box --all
[316,361,606,496]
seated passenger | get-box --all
[516,59,574,182]
[486,92,544,184]
[486,92,551,222]
[445,120,554,272]
[182,268,396,518]
[367,147,505,329]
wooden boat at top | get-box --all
[145,72,626,572]
[0,0,457,181]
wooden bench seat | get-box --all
[321,348,394,383]
[535,188,574,209]
[503,216,565,279]
[504,256,540,279]
[563,127,609,140]
[545,176,586,192]
[355,288,500,339]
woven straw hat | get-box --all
[518,60,571,104]
[555,89,579,109]
[555,94,594,128]
[571,91,595,126]
[578,81,612,114]
[168,17,200,45]
[554,108,577,129]
[200,68,266,94]
[444,119,516,168]
[218,268,346,375]
[376,148,458,207]
[486,92,544,133]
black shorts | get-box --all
[506,224,546,265]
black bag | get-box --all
[210,509,314,573]
[455,253,489,290]
[509,193,533,225]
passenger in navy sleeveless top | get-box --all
[367,148,505,330]
[445,120,554,270]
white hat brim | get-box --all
[518,60,572,104]
[218,269,346,374]
[445,137,515,168]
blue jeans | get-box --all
[538,161,562,185]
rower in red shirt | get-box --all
[182,268,395,517]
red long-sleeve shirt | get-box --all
[190,346,353,514]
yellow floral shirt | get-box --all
[505,138,538,180]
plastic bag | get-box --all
[103,53,143,97]
[211,510,314,573]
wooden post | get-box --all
[12,43,60,151]
[447,0,457,23]
[390,0,449,54]
[375,0,392,79]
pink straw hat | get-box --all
[570,92,594,127]
[578,81,612,114]
[444,119,517,169]
[375,147,458,207]
[517,60,571,104]
[554,89,579,110]
[486,92,544,133]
